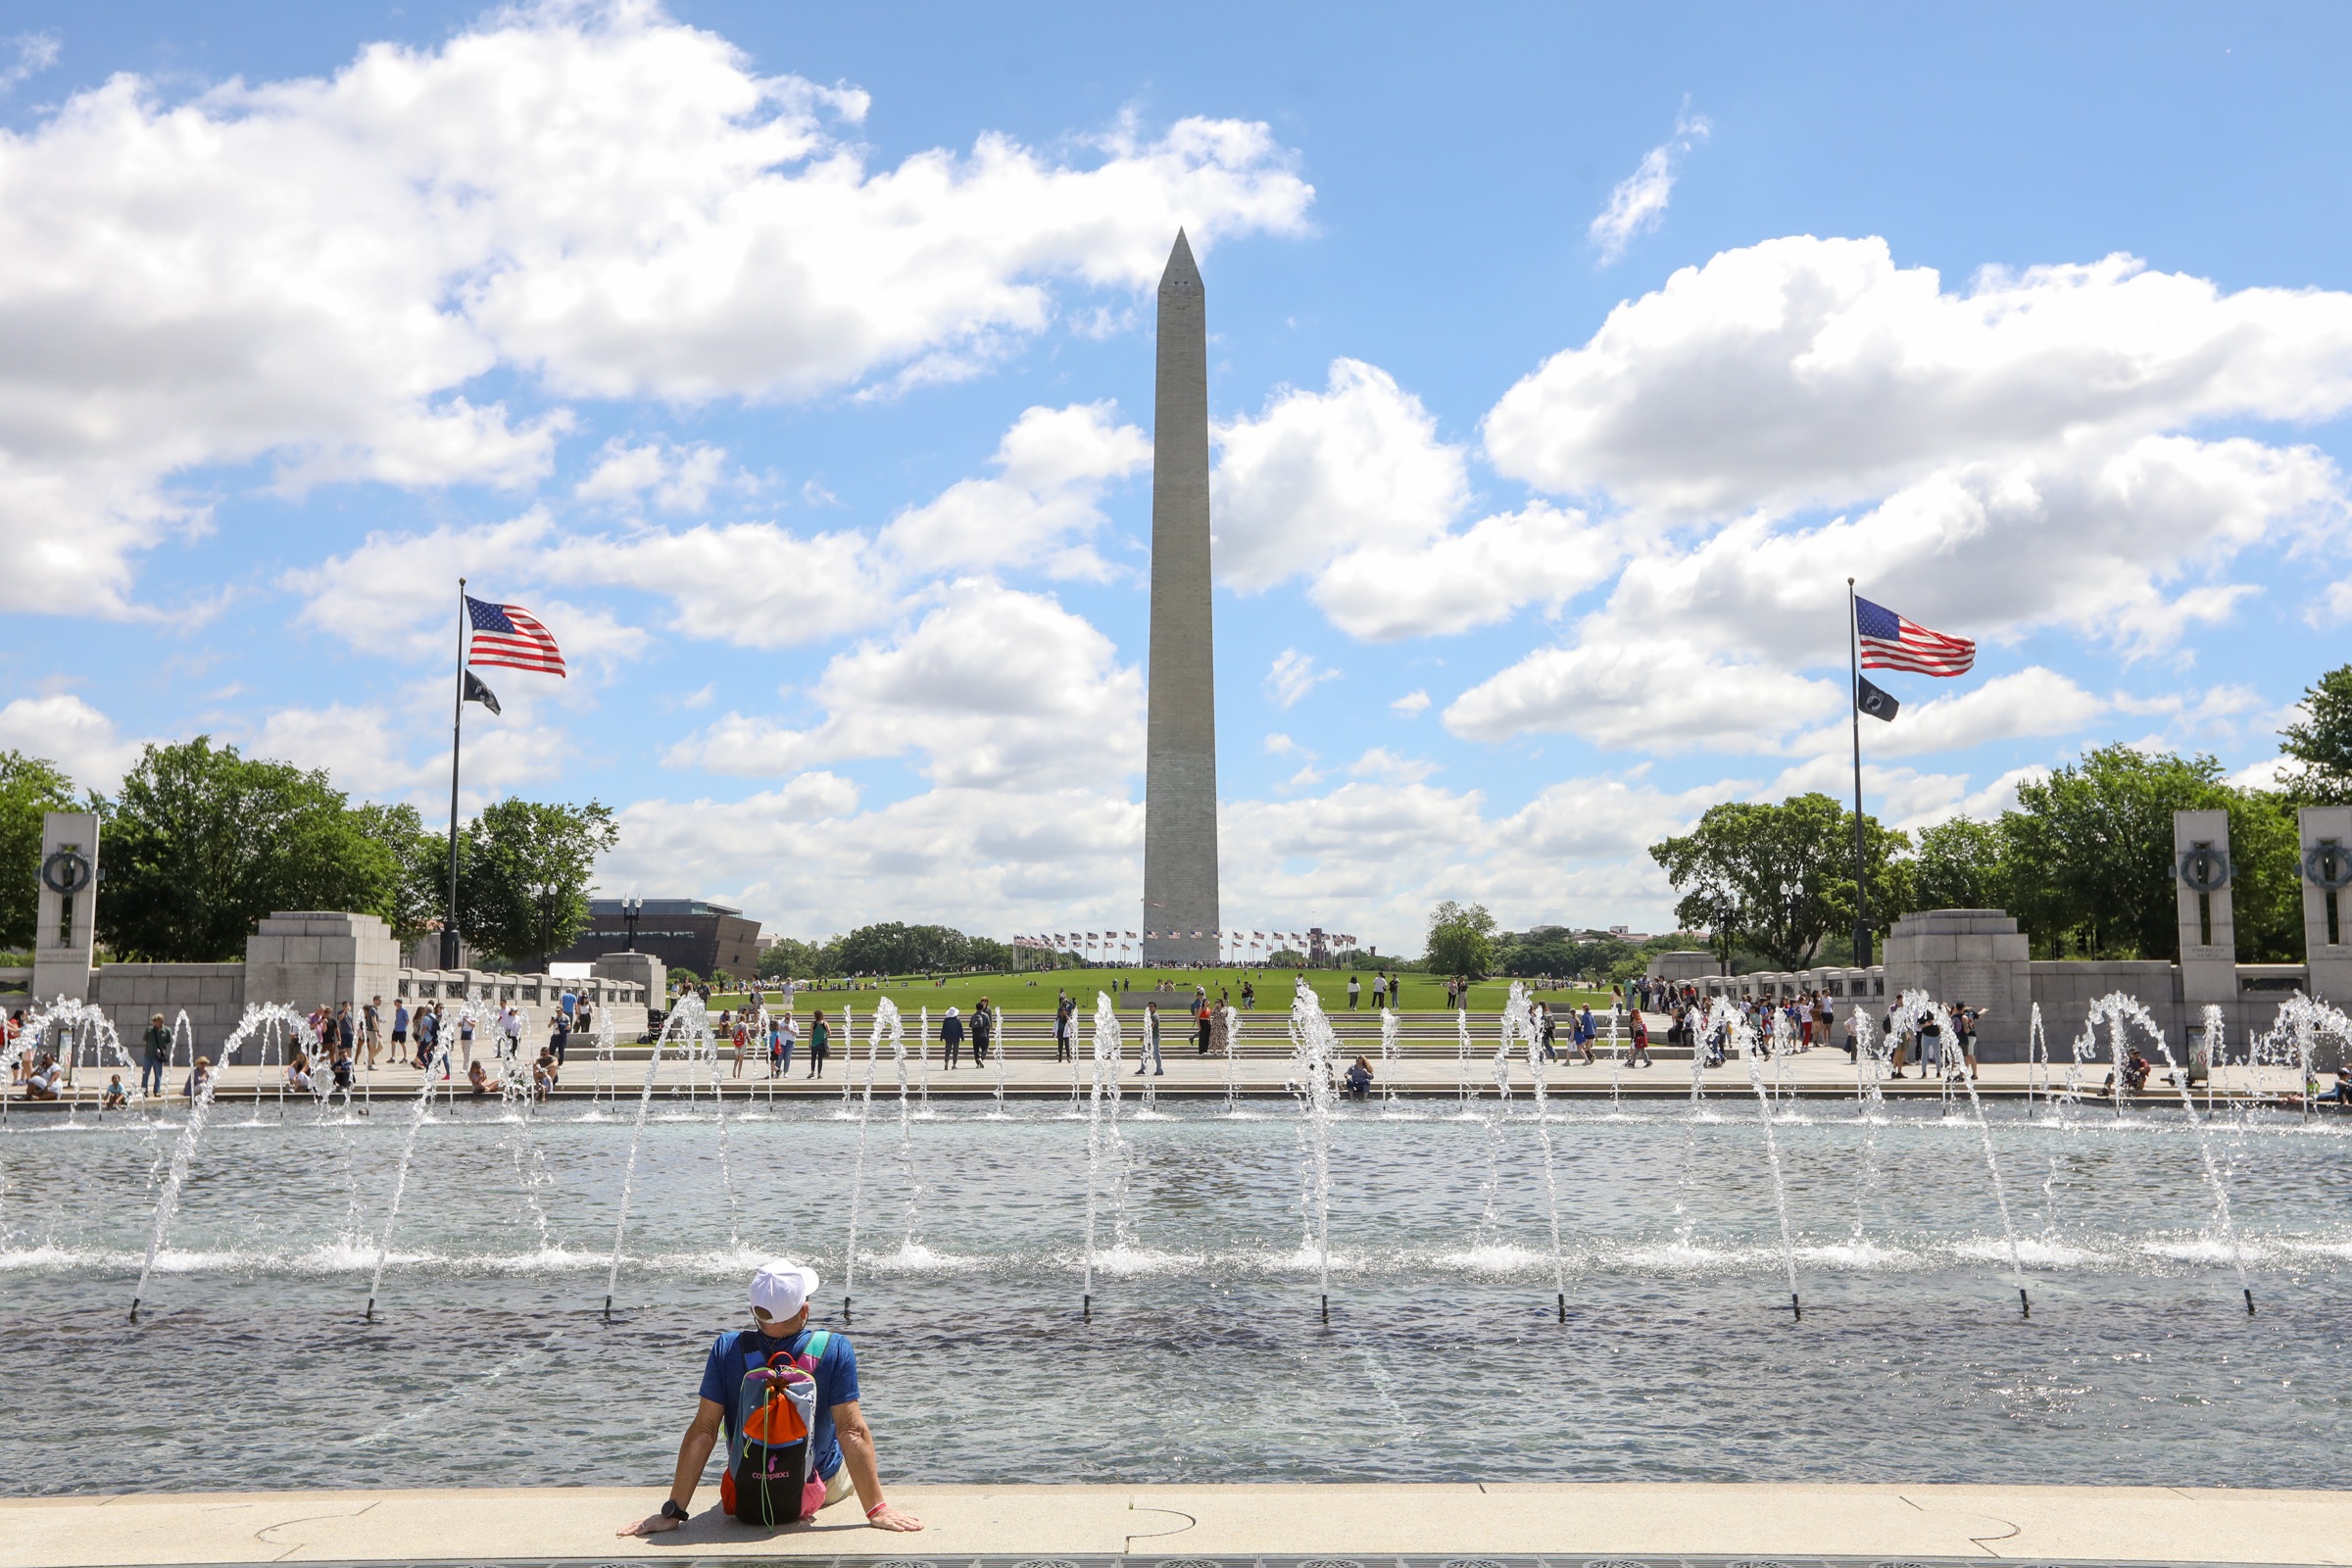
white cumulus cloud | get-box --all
[0,2,1311,613]
[1212,358,1618,639]
[1445,639,1841,752]
[665,578,1141,788]
[0,693,144,792]
[878,402,1149,579]
[1486,235,2352,513]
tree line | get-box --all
[0,737,614,969]
[1420,900,1700,983]
[1646,662,2352,971]
[750,921,1021,983]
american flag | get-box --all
[466,596,566,676]
[1856,596,1974,677]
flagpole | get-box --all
[445,578,466,970]
[1847,577,1870,968]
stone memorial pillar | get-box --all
[2174,808,2235,1082]
[29,810,99,1004]
[1880,908,2032,1059]
[2300,805,2352,1014]
[243,911,402,1014]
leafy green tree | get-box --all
[0,752,80,952]
[1911,817,2010,911]
[349,801,443,945]
[757,937,826,980]
[834,921,970,975]
[2008,746,2225,957]
[1423,901,1497,976]
[1649,793,1908,970]
[2280,662,2352,804]
[97,738,405,961]
[452,798,619,969]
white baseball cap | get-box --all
[750,1258,819,1318]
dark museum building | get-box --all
[550,898,764,980]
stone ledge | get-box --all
[0,1482,2345,1567]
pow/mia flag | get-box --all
[1855,674,1899,723]
[463,668,503,716]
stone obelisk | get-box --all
[1142,231,1221,966]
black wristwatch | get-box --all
[661,1498,690,1521]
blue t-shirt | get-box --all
[698,1326,859,1481]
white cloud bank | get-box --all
[1211,359,1621,640]
[0,0,1311,612]
[1452,234,2352,750]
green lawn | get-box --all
[697,967,1613,1019]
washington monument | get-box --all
[1142,230,1220,966]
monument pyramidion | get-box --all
[1141,230,1221,967]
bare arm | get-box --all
[833,1399,922,1531]
[616,1396,724,1536]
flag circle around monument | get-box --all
[38,848,92,896]
[2306,840,2352,890]
[2177,845,2231,890]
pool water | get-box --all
[2,1096,2347,1494]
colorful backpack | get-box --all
[721,1331,831,1526]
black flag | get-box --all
[464,669,502,716]
[1855,674,1899,723]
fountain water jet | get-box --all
[1722,999,1804,1321]
[1897,986,2034,1317]
[1289,978,1339,1321]
[839,1002,889,1324]
[365,1031,453,1322]
[1378,1006,1399,1108]
[1453,1007,1474,1108]
[603,997,698,1317]
[1079,993,1122,1319]
[1222,1004,1242,1115]
[2122,993,2259,1313]
[1513,983,1570,1320]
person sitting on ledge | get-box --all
[2278,1069,2352,1109]
[1344,1055,1374,1100]
[533,1047,559,1100]
[102,1073,127,1109]
[618,1259,922,1538]
[2102,1047,2152,1097]
[23,1053,60,1101]
[466,1059,502,1097]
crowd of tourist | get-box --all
[10,977,2352,1107]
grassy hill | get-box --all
[699,967,1612,1019]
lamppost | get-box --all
[621,896,642,952]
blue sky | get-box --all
[2,1,2349,951]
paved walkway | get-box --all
[15,1044,2314,1107]
[3,1482,2347,1564]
